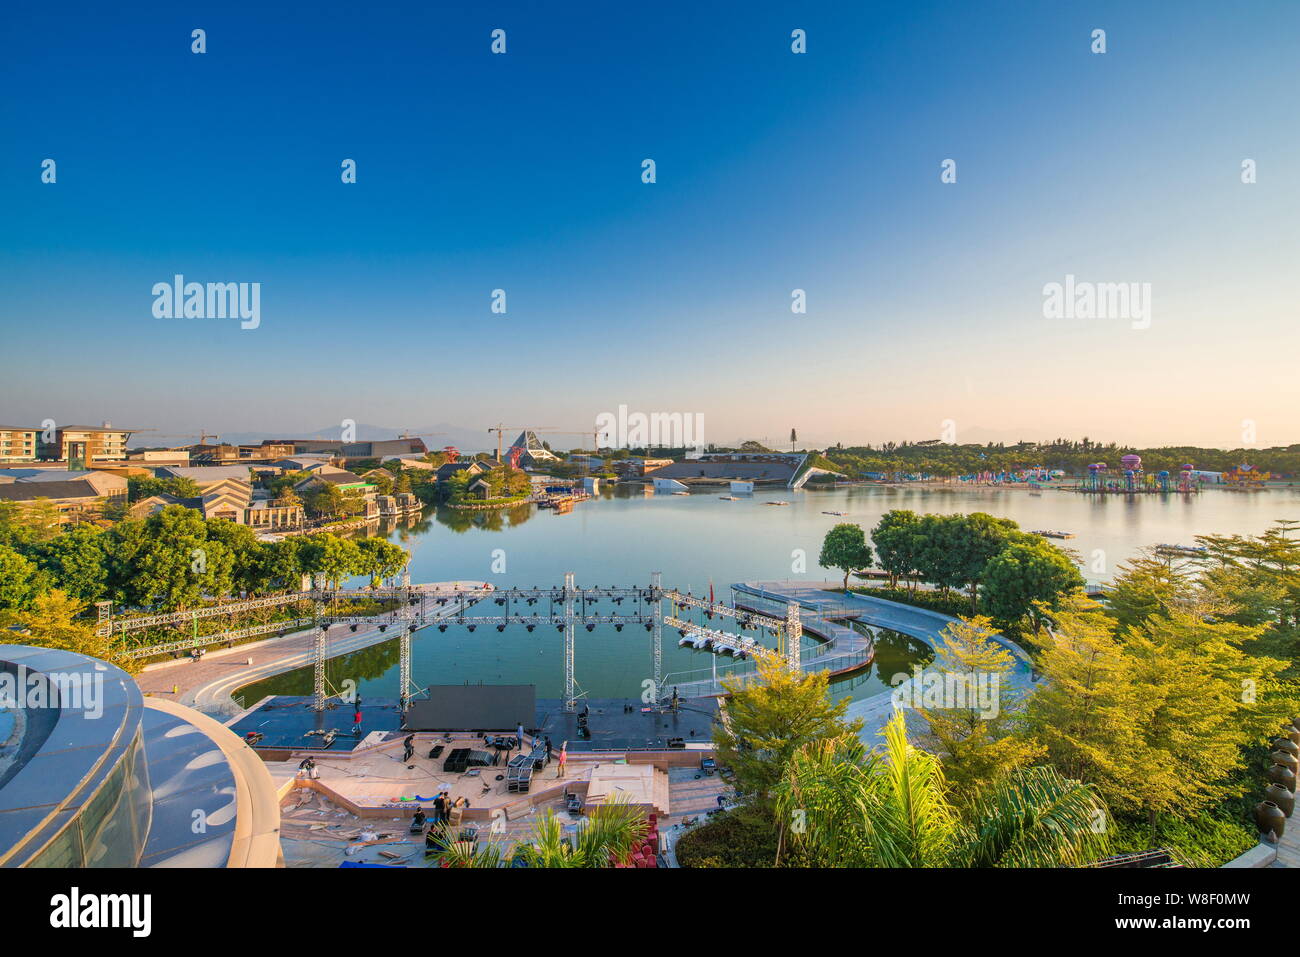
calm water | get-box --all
[238,484,1300,705]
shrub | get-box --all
[675,806,780,868]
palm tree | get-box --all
[774,713,1109,867]
[428,796,648,868]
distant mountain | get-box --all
[214,423,493,453]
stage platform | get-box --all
[229,694,719,754]
[536,698,718,752]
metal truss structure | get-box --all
[104,569,805,714]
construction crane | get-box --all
[149,430,221,450]
[486,424,557,464]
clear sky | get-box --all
[2,1,1297,450]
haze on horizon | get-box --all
[2,1,1297,451]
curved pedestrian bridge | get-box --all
[732,581,1036,741]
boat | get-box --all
[672,490,690,496]
[765,501,790,506]
[822,510,848,516]
[719,495,740,501]
[1155,544,1207,558]
[1031,529,1075,539]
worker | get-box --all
[297,756,318,780]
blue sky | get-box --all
[2,1,1297,449]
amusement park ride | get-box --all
[1081,455,1201,494]
[97,572,804,716]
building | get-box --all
[506,431,559,468]
[435,460,490,486]
[188,442,297,465]
[126,448,192,465]
[155,464,254,489]
[41,424,135,466]
[268,456,336,473]
[610,457,674,477]
[0,470,129,525]
[376,492,421,516]
[340,437,428,459]
[291,468,376,499]
[0,469,129,501]
[0,427,39,464]
[0,480,109,526]
[648,452,807,486]
[129,480,304,530]
[0,644,282,867]
[380,453,437,471]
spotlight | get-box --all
[497,624,506,633]
[438,624,447,632]
[378,624,387,633]
[614,624,623,632]
[556,624,564,633]
[526,624,535,633]
[350,624,358,633]
[586,623,595,632]
[644,623,652,632]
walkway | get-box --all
[734,580,1036,743]
[136,585,486,718]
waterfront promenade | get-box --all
[733,580,1036,741]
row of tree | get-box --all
[822,440,1300,478]
[818,511,1085,633]
[0,504,410,613]
[687,522,1300,867]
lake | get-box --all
[236,483,1300,705]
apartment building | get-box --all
[0,427,38,463]
[42,423,135,466]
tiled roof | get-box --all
[0,480,101,501]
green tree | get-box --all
[818,523,873,591]
[914,616,1044,801]
[0,589,138,674]
[118,506,235,609]
[0,544,45,610]
[982,539,1084,633]
[299,534,363,588]
[1026,596,1292,830]
[34,525,108,602]
[775,713,1108,867]
[713,657,862,805]
[871,510,922,589]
